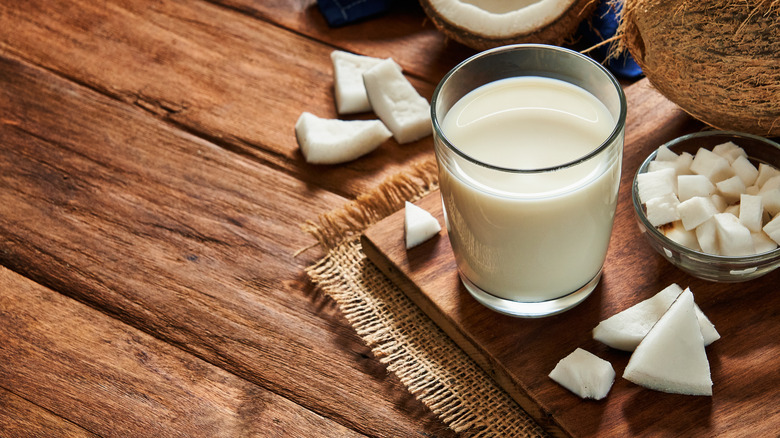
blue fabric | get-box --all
[317,0,393,27]
[316,0,642,78]
[578,0,643,79]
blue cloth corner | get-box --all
[317,0,393,27]
[579,1,643,79]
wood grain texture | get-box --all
[0,389,96,438]
[0,54,452,437]
[363,79,780,437]
[0,0,443,199]
[0,266,362,438]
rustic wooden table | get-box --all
[3,1,775,437]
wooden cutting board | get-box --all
[362,80,780,437]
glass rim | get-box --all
[431,43,628,174]
[632,130,780,264]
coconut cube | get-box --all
[677,174,715,202]
[655,144,678,161]
[763,214,780,245]
[363,59,431,144]
[678,196,719,230]
[638,168,677,204]
[746,185,760,196]
[756,163,780,188]
[713,213,754,256]
[712,141,747,164]
[710,194,728,212]
[690,147,734,183]
[673,152,695,176]
[663,221,701,252]
[730,155,759,186]
[548,348,615,400]
[739,194,764,232]
[647,160,676,173]
[294,112,391,164]
[752,231,779,253]
[696,218,720,255]
[330,50,385,114]
[760,175,780,193]
[645,193,681,227]
[760,188,780,216]
[715,175,747,203]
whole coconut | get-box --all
[420,0,598,51]
[617,0,780,136]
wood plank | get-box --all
[0,389,96,437]
[0,0,439,199]
[362,79,780,436]
[0,265,363,437]
[0,54,453,437]
[212,0,478,81]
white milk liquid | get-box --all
[439,76,621,302]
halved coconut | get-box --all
[419,0,598,50]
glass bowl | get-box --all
[632,130,780,282]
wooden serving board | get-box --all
[362,80,780,437]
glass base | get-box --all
[460,269,602,318]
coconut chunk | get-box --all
[730,155,759,186]
[549,348,615,400]
[663,221,701,251]
[715,175,747,203]
[712,141,747,164]
[645,193,681,227]
[622,289,713,396]
[294,112,391,164]
[678,196,719,230]
[739,194,764,232]
[363,59,431,144]
[593,284,719,352]
[760,175,780,193]
[674,152,695,175]
[710,194,728,212]
[763,214,780,245]
[746,185,760,196]
[638,167,677,204]
[677,174,715,202]
[760,187,780,216]
[752,231,779,253]
[330,50,385,114]
[690,147,734,183]
[696,218,720,255]
[756,163,780,188]
[647,160,676,173]
[404,201,441,249]
[655,144,679,161]
[713,213,754,256]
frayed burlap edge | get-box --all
[303,157,547,437]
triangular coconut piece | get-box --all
[294,112,391,165]
[549,348,615,400]
[404,201,441,249]
[623,289,713,396]
[593,284,719,351]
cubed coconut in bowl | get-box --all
[632,130,780,282]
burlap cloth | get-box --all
[304,157,548,437]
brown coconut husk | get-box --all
[612,0,780,137]
[420,0,598,51]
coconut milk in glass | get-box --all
[432,45,626,317]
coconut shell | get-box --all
[618,0,780,137]
[419,0,598,51]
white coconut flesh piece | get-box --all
[363,59,431,144]
[639,142,780,255]
[294,112,391,165]
[330,50,384,115]
[548,348,615,400]
[424,0,578,38]
[623,289,713,396]
[593,283,719,352]
[404,201,441,249]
